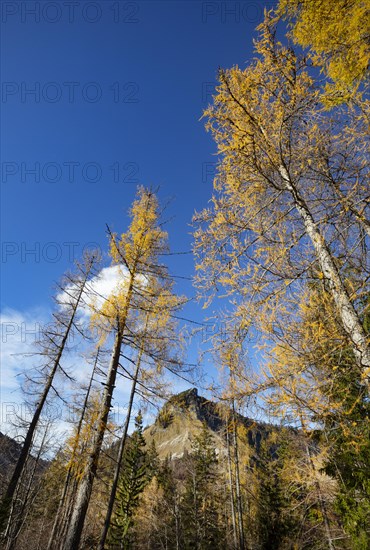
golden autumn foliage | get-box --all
[194,14,370,381]
[4,6,370,549]
[90,188,185,372]
[265,281,369,447]
[279,0,370,97]
[90,187,168,337]
[63,393,116,482]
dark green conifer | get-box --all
[108,412,152,549]
[181,423,226,549]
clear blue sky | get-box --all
[1,1,275,408]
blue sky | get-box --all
[1,1,275,431]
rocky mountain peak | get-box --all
[143,388,275,460]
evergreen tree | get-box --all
[257,432,297,550]
[108,412,152,549]
[181,423,226,549]
[321,299,370,548]
[156,457,181,549]
[134,457,181,550]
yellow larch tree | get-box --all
[64,187,185,550]
[278,0,370,98]
[194,15,370,386]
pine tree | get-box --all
[108,412,152,549]
[133,456,181,550]
[257,432,297,550]
[181,423,226,549]
[156,457,181,549]
[320,297,370,548]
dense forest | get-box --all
[1,1,369,548]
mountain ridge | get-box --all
[143,387,281,460]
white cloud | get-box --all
[57,264,129,321]
[83,264,128,308]
[0,307,47,392]
[0,306,90,437]
[0,307,48,436]
[0,266,187,444]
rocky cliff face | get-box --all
[143,388,277,460]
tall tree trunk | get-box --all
[47,350,99,550]
[279,164,370,382]
[98,341,144,550]
[232,401,245,550]
[63,329,123,550]
[63,265,136,550]
[6,422,49,550]
[305,442,335,550]
[226,418,238,550]
[192,472,199,549]
[0,266,91,533]
[175,497,180,550]
[57,473,85,546]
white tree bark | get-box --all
[279,164,370,383]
